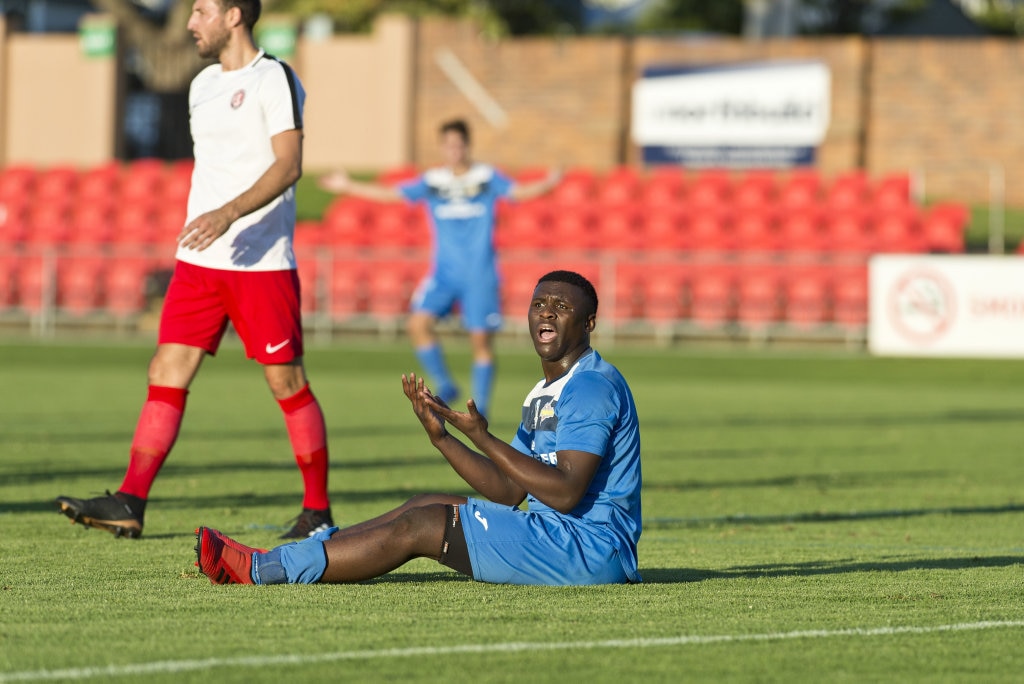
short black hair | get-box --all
[439,118,471,144]
[221,0,261,31]
[537,270,599,316]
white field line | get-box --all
[3,620,1023,682]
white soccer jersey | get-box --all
[177,50,305,271]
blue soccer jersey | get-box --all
[399,163,513,283]
[460,349,643,585]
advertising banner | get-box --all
[869,255,1024,358]
[631,60,831,167]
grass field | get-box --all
[1,337,1023,682]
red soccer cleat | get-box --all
[194,527,262,585]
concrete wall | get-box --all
[866,38,1024,204]
[296,14,415,171]
[411,18,628,172]
[2,24,120,167]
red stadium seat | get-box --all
[823,208,873,255]
[329,258,369,319]
[296,256,321,315]
[104,257,153,317]
[58,256,105,315]
[25,201,71,246]
[777,206,826,254]
[69,200,115,246]
[733,170,777,209]
[120,160,166,199]
[367,260,420,319]
[777,168,822,209]
[685,169,731,209]
[16,254,54,314]
[688,265,736,327]
[921,203,969,253]
[0,255,18,308]
[550,208,599,249]
[597,204,646,252]
[824,170,869,210]
[597,167,642,207]
[831,265,869,329]
[646,208,688,251]
[549,169,597,208]
[0,165,36,201]
[497,202,552,250]
[871,172,914,209]
[639,263,688,322]
[782,267,832,329]
[642,167,686,210]
[0,196,29,246]
[324,199,373,247]
[688,207,734,253]
[34,165,79,204]
[871,206,923,254]
[732,207,779,253]
[735,265,783,328]
[112,201,158,246]
[76,162,121,203]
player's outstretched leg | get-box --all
[195,526,336,586]
[55,490,145,539]
[194,527,265,585]
[414,343,459,404]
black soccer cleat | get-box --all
[279,507,334,539]
[55,490,144,539]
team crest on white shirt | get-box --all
[231,90,246,109]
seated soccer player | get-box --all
[195,270,642,586]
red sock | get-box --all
[119,386,188,499]
[278,384,330,510]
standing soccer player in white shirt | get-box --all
[56,0,333,540]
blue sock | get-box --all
[415,344,458,402]
[252,526,338,585]
[471,361,494,419]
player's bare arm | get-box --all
[402,373,527,505]
[318,169,403,202]
[509,167,563,202]
[179,128,303,251]
[421,385,602,514]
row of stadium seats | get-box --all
[0,161,970,256]
[317,199,968,254]
[1,249,865,332]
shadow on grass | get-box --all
[0,452,439,488]
[638,408,1024,432]
[0,422,423,447]
[644,469,946,493]
[642,554,1023,583]
[646,502,1024,529]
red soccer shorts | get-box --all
[158,260,304,364]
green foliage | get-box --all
[1,340,1023,681]
[633,0,745,35]
[268,0,578,36]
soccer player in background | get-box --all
[196,270,643,586]
[55,0,333,540]
[319,119,562,419]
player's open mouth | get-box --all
[537,325,556,343]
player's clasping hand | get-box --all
[402,373,449,443]
[178,209,232,251]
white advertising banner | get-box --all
[631,60,831,166]
[869,255,1024,358]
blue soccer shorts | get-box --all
[458,498,632,586]
[411,273,502,332]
